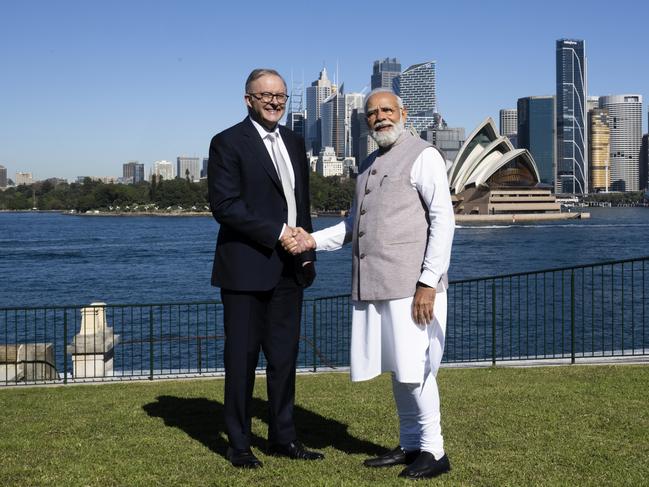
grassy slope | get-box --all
[0,365,647,486]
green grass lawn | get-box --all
[1,365,647,486]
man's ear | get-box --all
[244,94,253,109]
[401,107,408,122]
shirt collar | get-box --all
[249,116,280,140]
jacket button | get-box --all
[359,231,365,237]
[371,169,377,175]
[360,209,367,215]
[360,253,366,259]
[365,188,371,195]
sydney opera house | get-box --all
[446,118,562,217]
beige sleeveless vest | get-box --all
[351,131,446,301]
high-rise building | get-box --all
[15,172,33,186]
[422,127,465,165]
[123,161,145,184]
[201,158,209,179]
[588,108,610,192]
[371,57,401,90]
[517,96,556,186]
[176,156,201,182]
[321,87,346,157]
[344,92,365,158]
[640,133,648,191]
[394,61,436,116]
[305,68,333,153]
[285,79,306,139]
[556,39,587,194]
[499,109,518,138]
[151,160,175,182]
[0,165,7,188]
[598,95,643,192]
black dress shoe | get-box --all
[226,447,263,469]
[268,441,324,460]
[363,446,421,468]
[398,452,450,479]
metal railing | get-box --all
[1,256,647,386]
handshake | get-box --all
[281,226,316,255]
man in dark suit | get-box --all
[208,68,323,468]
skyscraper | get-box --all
[588,108,610,192]
[499,109,518,138]
[394,61,436,116]
[0,165,7,188]
[556,39,587,194]
[371,57,401,90]
[123,161,145,184]
[15,172,33,185]
[640,133,648,191]
[320,86,346,157]
[598,95,643,192]
[150,160,175,182]
[517,96,556,186]
[344,92,365,158]
[305,68,333,153]
[176,156,201,182]
[285,79,306,139]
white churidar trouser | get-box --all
[350,291,447,458]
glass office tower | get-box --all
[556,39,587,194]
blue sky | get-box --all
[1,0,647,180]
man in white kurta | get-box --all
[282,88,455,480]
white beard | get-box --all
[370,119,405,148]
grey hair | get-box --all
[364,87,404,112]
[245,68,287,93]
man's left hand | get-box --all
[412,284,436,325]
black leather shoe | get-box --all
[226,447,263,469]
[268,441,324,460]
[363,446,421,468]
[398,452,450,479]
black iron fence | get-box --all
[1,257,647,386]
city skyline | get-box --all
[1,0,648,180]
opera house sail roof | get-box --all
[448,117,540,194]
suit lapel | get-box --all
[242,118,282,190]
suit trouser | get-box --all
[221,274,303,450]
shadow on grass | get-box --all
[143,396,384,459]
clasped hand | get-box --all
[281,226,316,255]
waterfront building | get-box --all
[598,95,643,192]
[316,146,343,177]
[123,161,145,184]
[321,87,346,157]
[285,111,305,139]
[305,68,333,154]
[405,111,438,134]
[639,134,648,191]
[394,61,436,116]
[422,126,465,166]
[588,108,610,192]
[285,79,306,139]
[556,39,588,195]
[15,172,33,186]
[499,109,518,138]
[0,165,7,188]
[357,116,378,160]
[371,57,401,90]
[151,160,175,182]
[176,156,201,182]
[447,118,562,216]
[517,96,556,186]
[201,158,209,179]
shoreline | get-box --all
[455,212,590,223]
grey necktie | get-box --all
[268,132,297,227]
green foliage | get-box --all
[0,174,353,213]
[310,173,355,212]
[0,366,647,486]
[584,191,646,204]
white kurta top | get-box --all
[312,147,455,383]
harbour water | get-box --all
[1,207,648,308]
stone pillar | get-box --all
[67,302,119,378]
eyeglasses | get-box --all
[247,92,289,103]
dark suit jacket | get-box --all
[208,117,315,291]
